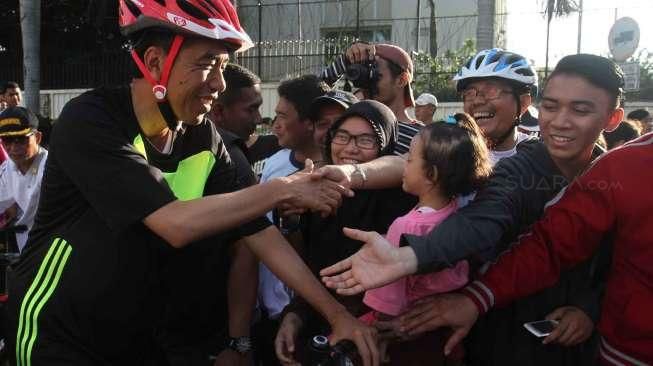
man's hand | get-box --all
[320,228,417,295]
[346,42,376,64]
[328,310,379,366]
[275,312,303,366]
[374,317,413,342]
[282,159,353,217]
[212,349,250,366]
[399,293,479,356]
[543,306,594,346]
[312,164,356,190]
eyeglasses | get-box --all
[330,129,378,150]
[0,132,34,146]
[461,86,512,102]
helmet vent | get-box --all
[196,0,219,16]
[177,0,210,22]
[153,0,166,6]
[474,56,483,69]
[486,52,501,64]
[124,0,142,18]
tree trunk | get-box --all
[476,0,495,51]
[428,0,437,56]
[20,0,41,113]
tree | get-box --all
[543,0,577,77]
[412,39,476,102]
[20,0,41,112]
[476,0,495,51]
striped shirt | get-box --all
[394,121,423,156]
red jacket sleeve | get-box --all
[463,154,618,313]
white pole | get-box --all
[576,0,583,53]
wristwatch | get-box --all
[351,163,367,188]
[226,336,252,355]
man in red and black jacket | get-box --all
[408,132,653,365]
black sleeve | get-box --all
[403,143,559,273]
[207,140,270,238]
[53,101,175,233]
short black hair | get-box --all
[419,112,492,198]
[217,63,261,105]
[277,74,329,121]
[548,54,624,108]
[627,108,650,121]
[603,120,640,149]
[2,81,20,94]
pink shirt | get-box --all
[363,201,469,316]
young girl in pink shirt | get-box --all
[361,113,492,364]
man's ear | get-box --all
[302,118,315,132]
[604,107,625,133]
[518,94,532,117]
[142,46,167,81]
[397,72,410,88]
[34,131,43,145]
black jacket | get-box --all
[404,139,608,365]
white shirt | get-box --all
[257,148,302,319]
[488,131,530,166]
[0,147,48,252]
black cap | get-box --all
[325,100,397,159]
[552,54,624,96]
[0,106,39,137]
[309,90,359,120]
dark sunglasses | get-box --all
[0,132,35,146]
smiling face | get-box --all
[213,84,262,139]
[274,97,314,150]
[330,116,380,165]
[462,78,529,146]
[539,73,622,167]
[165,38,229,125]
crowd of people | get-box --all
[0,0,651,365]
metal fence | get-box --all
[234,37,352,82]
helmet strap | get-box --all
[130,34,185,129]
[487,91,521,150]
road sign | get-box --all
[618,62,640,91]
[609,17,640,62]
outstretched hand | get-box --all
[320,228,418,295]
[399,293,479,355]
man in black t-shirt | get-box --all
[209,63,281,178]
[6,1,379,366]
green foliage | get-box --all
[412,39,476,102]
[625,49,653,101]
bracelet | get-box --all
[351,163,367,189]
[225,336,252,355]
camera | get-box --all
[304,335,355,366]
[321,54,380,95]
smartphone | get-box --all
[523,320,558,337]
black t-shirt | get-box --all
[248,134,281,165]
[9,86,268,363]
[248,134,282,176]
[284,188,417,333]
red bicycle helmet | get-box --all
[119,0,253,52]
